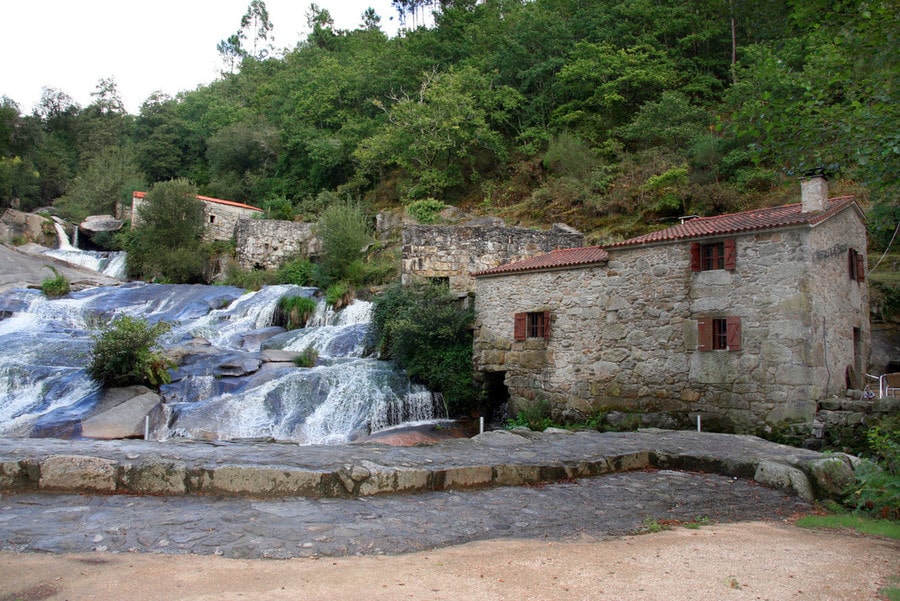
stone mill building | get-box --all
[471,176,870,433]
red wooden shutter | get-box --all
[856,252,865,283]
[697,318,711,351]
[542,310,551,339]
[726,316,742,351]
[690,243,701,272]
[514,313,526,341]
[724,238,737,270]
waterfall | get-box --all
[44,222,127,280]
[0,283,445,443]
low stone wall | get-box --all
[234,219,319,270]
[402,222,584,294]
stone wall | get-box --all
[402,222,584,294]
[473,211,869,433]
[202,203,262,241]
[234,219,319,270]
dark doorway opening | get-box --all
[483,371,509,428]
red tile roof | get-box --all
[608,196,859,248]
[132,191,262,212]
[474,246,609,277]
[473,195,861,278]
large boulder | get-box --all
[79,215,124,234]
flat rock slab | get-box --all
[81,392,161,439]
[0,429,843,502]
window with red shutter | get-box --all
[692,239,735,272]
[698,317,740,351]
[855,252,865,283]
[516,311,551,340]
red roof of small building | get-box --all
[474,246,609,277]
[608,196,858,248]
[473,195,861,278]
[132,191,262,212]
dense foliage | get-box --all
[120,178,207,282]
[0,0,894,247]
[39,266,70,298]
[370,281,476,415]
[87,316,173,389]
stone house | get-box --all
[472,176,870,433]
[402,221,584,295]
[130,192,263,241]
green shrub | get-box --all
[406,198,446,224]
[278,295,317,330]
[293,347,319,368]
[262,196,296,221]
[315,198,373,287]
[506,399,553,431]
[223,263,276,291]
[275,256,315,286]
[370,281,476,415]
[845,416,900,520]
[87,316,174,389]
[40,266,70,298]
[325,281,351,307]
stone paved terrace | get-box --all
[0,429,857,503]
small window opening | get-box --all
[209,214,217,224]
[712,318,728,350]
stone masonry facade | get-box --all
[234,219,320,270]
[402,222,584,295]
[130,192,263,242]
[473,199,869,434]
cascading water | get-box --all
[0,282,445,443]
[44,222,127,280]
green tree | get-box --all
[370,281,476,414]
[53,145,144,222]
[355,66,520,199]
[122,178,206,282]
[239,0,275,59]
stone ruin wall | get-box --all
[234,219,319,271]
[402,223,584,295]
[202,203,262,242]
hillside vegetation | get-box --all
[0,0,896,249]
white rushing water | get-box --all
[0,283,444,443]
[44,222,127,279]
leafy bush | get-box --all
[222,263,277,291]
[40,266,70,298]
[506,399,553,431]
[278,295,317,330]
[325,281,351,307]
[406,198,446,224]
[845,416,900,520]
[543,133,598,179]
[370,281,476,415]
[262,196,295,221]
[87,316,174,389]
[275,256,315,286]
[315,198,373,287]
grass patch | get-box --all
[292,347,319,368]
[796,513,900,539]
[880,576,900,601]
[40,265,70,298]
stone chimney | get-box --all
[801,175,828,213]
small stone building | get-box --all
[472,177,870,433]
[402,221,584,295]
[130,192,263,241]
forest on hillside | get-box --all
[0,0,897,247]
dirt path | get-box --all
[1,522,896,601]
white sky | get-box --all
[0,0,406,114]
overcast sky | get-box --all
[0,0,407,114]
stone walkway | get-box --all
[0,470,809,559]
[0,429,848,502]
[0,428,847,559]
